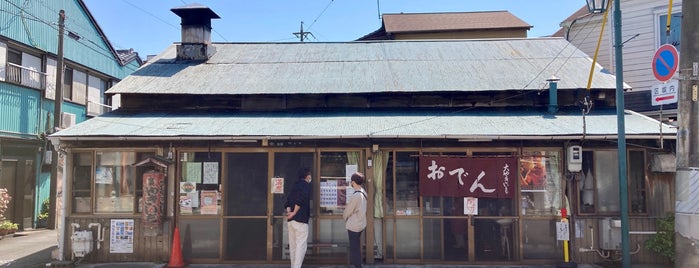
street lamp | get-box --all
[583,1,630,268]
[586,0,609,13]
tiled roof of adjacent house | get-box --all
[382,11,532,33]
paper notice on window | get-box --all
[96,167,113,184]
[464,197,478,215]
[203,162,218,184]
[271,177,284,194]
[345,165,358,183]
[200,190,218,215]
[320,180,338,207]
[185,162,202,183]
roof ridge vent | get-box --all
[171,4,221,61]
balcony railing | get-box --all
[6,62,46,90]
[87,100,113,117]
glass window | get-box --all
[319,151,360,215]
[394,151,419,216]
[72,152,92,213]
[395,218,420,259]
[579,150,647,214]
[71,69,87,104]
[522,219,562,259]
[180,218,220,259]
[628,150,647,214]
[179,152,222,216]
[658,12,681,50]
[520,151,562,216]
[62,68,72,101]
[87,75,109,116]
[94,151,153,213]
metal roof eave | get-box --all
[48,134,675,143]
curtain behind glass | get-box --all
[373,150,388,218]
[346,152,359,166]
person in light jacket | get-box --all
[343,172,367,268]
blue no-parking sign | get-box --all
[652,44,679,82]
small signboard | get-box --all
[464,197,478,215]
[652,44,679,82]
[556,220,570,241]
[651,79,679,106]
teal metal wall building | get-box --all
[0,0,140,230]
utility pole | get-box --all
[293,21,314,42]
[48,10,65,230]
[675,1,699,267]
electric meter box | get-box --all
[567,145,582,172]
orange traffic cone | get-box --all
[167,226,185,268]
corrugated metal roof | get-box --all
[107,38,623,95]
[52,109,675,140]
[382,11,532,33]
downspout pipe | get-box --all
[548,76,560,114]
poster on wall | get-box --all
[110,219,134,253]
[202,162,218,184]
[519,155,546,190]
[200,190,218,214]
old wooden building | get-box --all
[49,4,676,266]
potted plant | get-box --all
[0,220,13,236]
[36,198,50,228]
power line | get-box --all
[306,0,334,31]
[292,0,335,42]
[121,0,179,30]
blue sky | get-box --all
[82,0,585,58]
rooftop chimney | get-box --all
[171,4,220,61]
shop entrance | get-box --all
[220,152,315,261]
[420,196,516,262]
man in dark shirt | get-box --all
[285,168,312,268]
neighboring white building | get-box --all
[558,1,682,122]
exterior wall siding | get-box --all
[65,217,170,262]
[0,83,42,136]
[0,83,88,136]
[0,0,138,79]
[567,0,682,93]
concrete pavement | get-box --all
[0,228,58,267]
[0,230,669,268]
